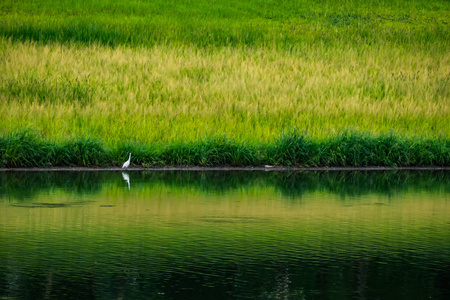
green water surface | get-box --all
[1,171,449,299]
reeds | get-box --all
[0,128,108,167]
[1,128,448,167]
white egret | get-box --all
[122,153,131,170]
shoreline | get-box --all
[2,129,449,169]
[1,166,449,172]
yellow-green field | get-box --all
[0,0,449,167]
[1,39,449,143]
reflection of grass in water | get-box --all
[1,170,449,202]
[0,171,104,201]
[1,178,449,298]
[273,170,450,199]
[1,193,449,299]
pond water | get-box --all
[0,170,449,300]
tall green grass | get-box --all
[1,40,448,144]
[1,128,448,167]
[1,0,448,49]
[0,0,449,167]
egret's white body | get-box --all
[122,153,131,170]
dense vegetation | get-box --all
[1,0,449,167]
[1,0,448,48]
[1,128,448,167]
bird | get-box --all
[122,153,131,170]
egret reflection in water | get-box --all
[122,172,130,190]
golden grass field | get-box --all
[1,38,448,145]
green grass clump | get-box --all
[162,136,261,166]
[0,128,109,167]
[267,130,450,167]
[0,128,52,167]
[267,129,314,167]
[1,129,448,168]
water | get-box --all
[0,171,449,299]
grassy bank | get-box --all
[1,0,449,166]
[0,128,448,167]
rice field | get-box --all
[0,0,449,167]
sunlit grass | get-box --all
[1,39,448,145]
[0,0,449,166]
[1,0,448,49]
